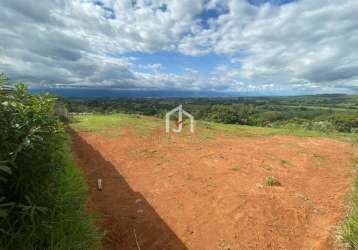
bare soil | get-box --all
[70,128,355,250]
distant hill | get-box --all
[30,88,314,98]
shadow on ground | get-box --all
[69,128,187,250]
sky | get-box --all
[0,0,358,95]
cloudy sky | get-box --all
[1,0,358,95]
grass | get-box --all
[46,143,103,249]
[0,138,103,250]
[71,114,160,136]
[280,159,290,166]
[212,122,357,141]
[71,113,358,144]
[264,176,281,187]
[342,153,358,248]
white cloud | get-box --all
[0,0,357,93]
[138,63,163,71]
[180,0,358,92]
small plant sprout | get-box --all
[231,165,241,171]
[264,176,281,186]
[280,159,289,166]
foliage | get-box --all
[330,114,358,132]
[0,73,9,84]
[208,105,242,124]
[343,156,358,248]
[264,176,281,186]
[65,94,358,134]
[0,76,101,249]
[204,104,255,124]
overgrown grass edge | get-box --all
[342,146,358,249]
[0,133,103,250]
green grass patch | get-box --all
[46,141,103,250]
[71,114,160,136]
[264,176,281,187]
[70,113,358,144]
[280,159,290,166]
[0,137,103,250]
[342,152,358,248]
[200,120,358,143]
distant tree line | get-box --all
[65,95,358,133]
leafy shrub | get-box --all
[254,111,284,126]
[208,105,240,124]
[208,105,254,124]
[0,76,101,249]
[302,121,335,132]
[330,115,358,132]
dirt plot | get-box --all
[71,128,355,250]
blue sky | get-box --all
[0,0,357,95]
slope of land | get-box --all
[70,114,356,250]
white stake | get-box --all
[97,178,102,191]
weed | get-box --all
[231,165,241,171]
[280,159,290,166]
[264,176,281,186]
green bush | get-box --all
[208,105,254,124]
[0,77,102,249]
[253,111,284,126]
[330,114,358,132]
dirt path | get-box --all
[70,128,355,250]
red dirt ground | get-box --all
[70,128,355,250]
